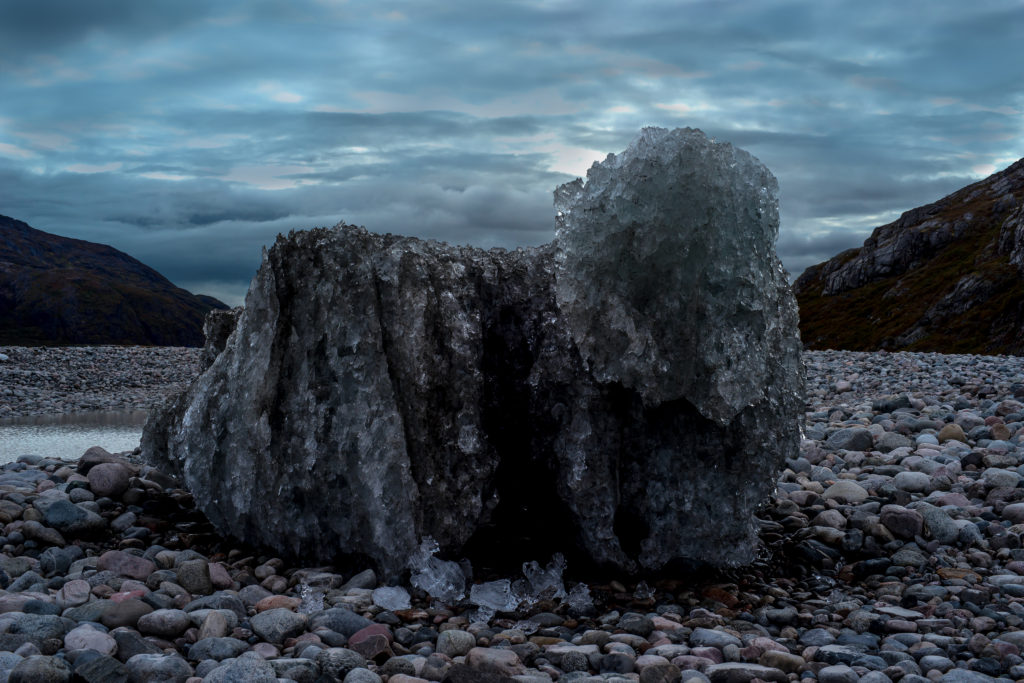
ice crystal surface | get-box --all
[523,553,567,600]
[469,579,520,621]
[297,583,324,615]
[409,537,466,603]
[565,583,594,613]
[372,586,412,611]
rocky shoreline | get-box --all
[2,347,1024,681]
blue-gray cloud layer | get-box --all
[1,0,1021,304]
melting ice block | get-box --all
[523,554,567,600]
[372,586,411,611]
[409,538,466,604]
[470,580,520,614]
[143,127,804,576]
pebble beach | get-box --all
[2,347,1024,682]
[0,346,203,418]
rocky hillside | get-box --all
[795,158,1024,354]
[0,214,226,346]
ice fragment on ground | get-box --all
[470,579,520,614]
[510,578,533,609]
[297,582,324,615]
[372,586,411,611]
[408,537,466,603]
[565,583,593,612]
[522,553,567,600]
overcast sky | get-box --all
[1,1,1022,305]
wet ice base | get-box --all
[408,541,594,621]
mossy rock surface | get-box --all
[795,158,1024,355]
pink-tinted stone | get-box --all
[209,562,233,589]
[137,609,192,637]
[465,647,525,676]
[652,616,685,632]
[932,492,971,507]
[635,654,671,671]
[87,462,132,498]
[110,589,148,603]
[120,580,149,593]
[690,647,725,663]
[886,619,918,633]
[749,637,788,653]
[56,579,91,609]
[0,593,45,613]
[255,595,302,612]
[1003,503,1024,524]
[251,642,280,659]
[673,655,715,671]
[350,633,391,660]
[100,598,153,628]
[350,623,394,643]
[97,550,156,580]
[92,585,114,599]
[198,611,230,640]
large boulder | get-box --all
[143,127,804,576]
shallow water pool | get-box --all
[0,410,148,464]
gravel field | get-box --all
[0,346,202,418]
[1,348,1024,682]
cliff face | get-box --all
[795,159,1024,354]
[0,215,227,346]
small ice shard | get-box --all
[522,553,567,600]
[470,606,496,624]
[409,537,466,603]
[372,586,412,611]
[297,582,324,615]
[565,583,593,612]
[513,620,540,635]
[511,578,536,610]
[470,579,520,614]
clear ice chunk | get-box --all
[513,620,540,635]
[511,578,535,610]
[633,581,653,600]
[372,586,412,611]
[297,582,325,615]
[522,553,567,600]
[470,579,520,613]
[565,583,593,612]
[409,537,466,603]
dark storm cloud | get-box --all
[1,0,1022,304]
[0,1,212,56]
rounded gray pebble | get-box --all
[343,669,383,683]
[315,648,366,679]
[202,655,277,683]
[8,655,72,683]
[436,629,476,658]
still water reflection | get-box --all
[0,410,148,464]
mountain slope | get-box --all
[0,215,227,346]
[794,159,1024,354]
